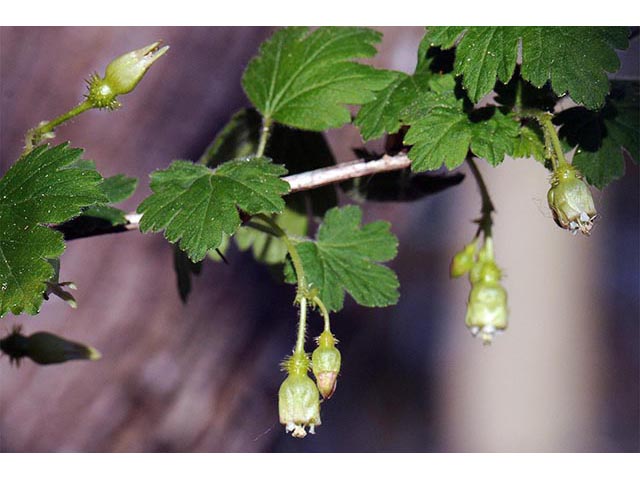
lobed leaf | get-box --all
[555,80,639,188]
[425,26,629,109]
[286,205,399,312]
[242,27,395,131]
[137,158,290,262]
[0,144,106,316]
[402,81,520,171]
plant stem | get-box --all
[467,156,495,238]
[254,214,307,296]
[244,220,282,237]
[312,295,331,333]
[24,100,93,154]
[249,215,331,333]
[295,297,308,354]
[256,117,272,157]
[285,153,411,192]
[62,153,456,241]
[536,113,568,170]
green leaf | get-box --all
[404,99,472,171]
[0,143,106,316]
[81,174,137,226]
[137,158,290,262]
[356,70,458,141]
[199,106,336,252]
[469,109,520,166]
[242,27,395,131]
[425,26,629,109]
[99,174,138,203]
[67,159,137,203]
[202,108,337,218]
[286,205,399,312]
[81,205,128,225]
[60,162,137,228]
[512,123,547,164]
[402,83,519,171]
[355,71,411,141]
[555,80,639,188]
[451,27,519,103]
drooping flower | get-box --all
[547,164,597,235]
[278,351,321,438]
[464,239,508,344]
[465,278,508,345]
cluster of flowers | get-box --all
[278,330,341,438]
[451,237,508,344]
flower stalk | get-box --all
[451,156,508,344]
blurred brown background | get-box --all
[0,27,638,452]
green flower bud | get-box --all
[279,352,321,438]
[450,242,477,278]
[312,331,341,399]
[86,41,169,110]
[468,240,496,284]
[465,281,508,345]
[0,326,100,365]
[547,164,597,235]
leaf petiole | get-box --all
[256,117,273,158]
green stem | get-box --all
[467,156,495,239]
[312,295,331,333]
[255,214,330,333]
[256,117,273,158]
[254,216,311,355]
[24,100,93,154]
[536,113,568,170]
[255,213,307,295]
[295,297,308,354]
[244,220,282,237]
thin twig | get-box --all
[466,156,495,238]
[66,152,413,240]
[284,153,411,192]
